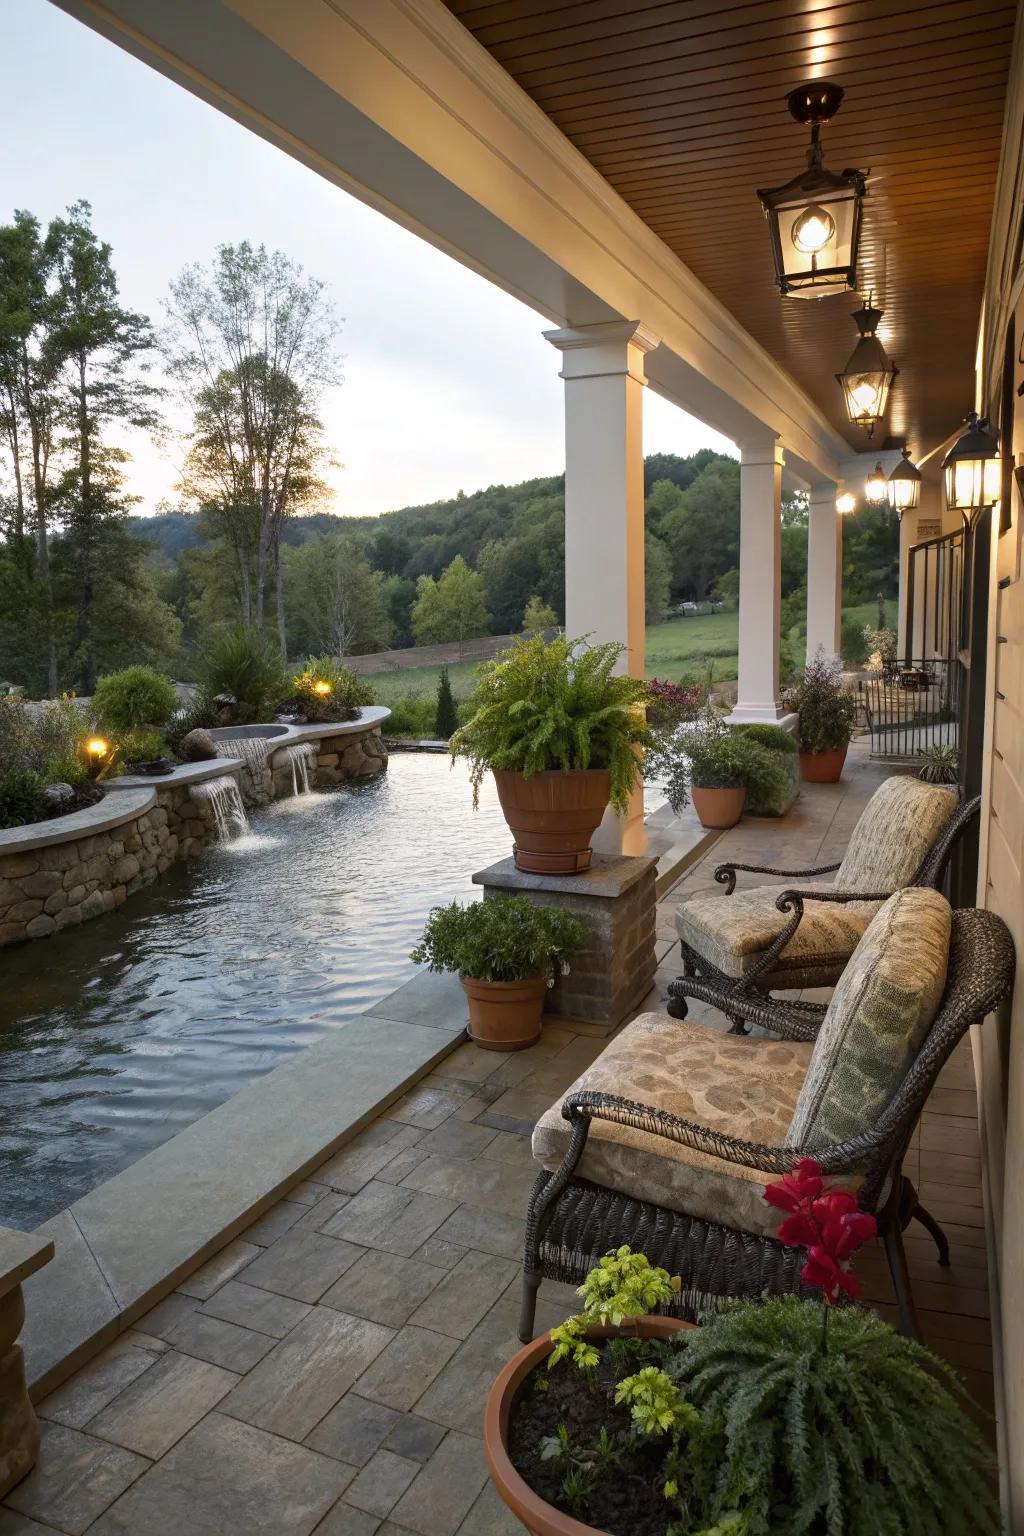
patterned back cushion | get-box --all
[834,777,956,893]
[786,887,951,1150]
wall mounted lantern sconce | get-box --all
[942,412,1000,523]
[835,491,857,514]
[836,302,898,436]
[757,81,866,299]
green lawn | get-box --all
[368,599,895,732]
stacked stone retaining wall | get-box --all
[0,779,235,948]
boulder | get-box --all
[41,782,75,809]
[180,728,217,762]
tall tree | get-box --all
[411,555,489,656]
[166,242,341,651]
[645,532,672,623]
[0,211,60,691]
[46,201,161,690]
[284,532,392,657]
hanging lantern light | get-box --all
[886,448,921,516]
[836,302,898,437]
[756,81,866,299]
[865,463,887,504]
[836,491,857,515]
[942,412,1000,521]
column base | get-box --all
[726,705,798,732]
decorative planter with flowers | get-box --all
[411,894,584,1050]
[645,707,789,831]
[485,1161,998,1536]
[451,635,651,875]
[784,648,858,784]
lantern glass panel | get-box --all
[769,183,859,297]
[945,456,1001,512]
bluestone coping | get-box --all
[107,758,244,791]
[0,787,155,854]
[21,1011,465,1399]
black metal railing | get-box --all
[859,657,961,760]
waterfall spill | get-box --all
[192,776,249,840]
[214,738,272,778]
[285,742,316,796]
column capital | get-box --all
[544,320,660,384]
[737,436,785,469]
[808,480,838,504]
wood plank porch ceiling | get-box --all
[443,0,1017,458]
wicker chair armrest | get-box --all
[774,886,892,913]
[714,859,840,896]
[561,1089,883,1175]
[667,974,825,1041]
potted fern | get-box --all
[451,635,651,874]
[411,895,584,1050]
[784,648,858,783]
[485,1162,998,1536]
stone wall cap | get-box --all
[0,787,156,854]
[287,706,390,743]
[473,852,659,898]
[0,1226,54,1296]
[107,759,243,790]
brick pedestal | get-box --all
[472,853,657,1026]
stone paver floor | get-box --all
[4,742,995,1532]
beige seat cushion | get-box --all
[675,883,882,979]
[787,887,951,1151]
[532,1012,814,1240]
[833,777,956,892]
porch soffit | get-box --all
[443,0,1018,460]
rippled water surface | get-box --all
[0,756,511,1229]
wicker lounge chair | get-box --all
[667,781,978,1031]
[519,892,1013,1343]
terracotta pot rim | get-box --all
[460,972,549,993]
[484,1316,691,1536]
[492,766,612,782]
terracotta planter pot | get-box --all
[799,743,849,783]
[461,973,548,1052]
[485,1316,691,1536]
[493,768,611,875]
[690,784,746,829]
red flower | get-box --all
[763,1158,824,1212]
[763,1159,877,1306]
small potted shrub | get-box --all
[648,708,781,829]
[411,894,584,1050]
[784,648,859,783]
[486,1162,998,1536]
[918,742,959,785]
[451,635,651,874]
[729,722,799,816]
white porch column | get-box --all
[729,438,791,724]
[545,319,659,856]
[805,481,842,664]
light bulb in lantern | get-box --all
[791,205,835,254]
[836,491,857,515]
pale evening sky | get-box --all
[1,1,733,521]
